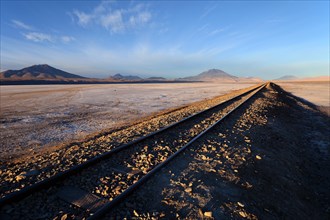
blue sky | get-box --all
[1,1,329,79]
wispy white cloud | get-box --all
[61,36,75,43]
[23,32,75,44]
[11,18,75,44]
[24,32,53,42]
[12,20,33,30]
[129,11,151,26]
[200,3,218,19]
[197,24,209,32]
[71,2,152,33]
[193,24,227,38]
[208,28,225,36]
[100,10,125,32]
[158,27,169,34]
[73,10,93,27]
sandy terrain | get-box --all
[276,81,329,106]
[0,82,257,158]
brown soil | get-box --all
[108,83,330,219]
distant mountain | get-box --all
[239,77,264,82]
[180,69,239,82]
[275,75,329,82]
[147,77,166,80]
[0,64,86,80]
[275,75,299,81]
[280,76,329,82]
[110,73,142,81]
[198,69,238,79]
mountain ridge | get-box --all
[0,64,86,80]
[110,73,142,81]
[179,69,265,82]
[275,75,299,81]
[1,65,266,84]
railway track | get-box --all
[0,83,266,219]
[0,84,260,198]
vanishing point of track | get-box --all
[0,83,267,219]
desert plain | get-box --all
[1,81,329,160]
[1,82,260,159]
[0,80,329,219]
[276,81,329,106]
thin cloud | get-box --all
[71,2,152,33]
[158,27,169,34]
[11,19,74,44]
[73,10,93,27]
[23,32,75,44]
[200,3,218,19]
[129,11,151,26]
[100,10,125,33]
[12,20,33,30]
[208,28,225,36]
[24,32,53,42]
[61,36,75,43]
[197,24,209,32]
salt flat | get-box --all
[276,81,329,106]
[0,82,256,158]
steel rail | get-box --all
[88,83,267,219]
[0,83,264,208]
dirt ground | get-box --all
[0,82,329,219]
[108,83,330,219]
[0,82,257,159]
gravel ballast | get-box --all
[107,83,329,219]
[0,85,259,198]
[1,83,328,219]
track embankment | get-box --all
[0,84,264,219]
[108,82,330,219]
[1,83,329,219]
